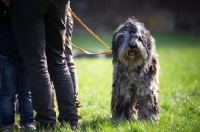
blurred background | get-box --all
[70,0,200,33]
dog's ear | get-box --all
[141,28,155,51]
[112,33,120,63]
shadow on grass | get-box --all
[79,115,156,131]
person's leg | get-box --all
[65,2,78,101]
[65,3,82,119]
[45,1,78,126]
[17,60,35,126]
[0,66,1,88]
[0,56,18,127]
[10,0,78,128]
[65,47,82,120]
[9,0,56,127]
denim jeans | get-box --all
[0,55,35,127]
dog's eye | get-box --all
[129,30,136,35]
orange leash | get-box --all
[66,8,112,54]
[65,36,112,55]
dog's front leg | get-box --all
[137,91,159,120]
[111,98,138,120]
[111,89,138,120]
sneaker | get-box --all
[3,125,12,132]
[1,123,21,132]
[70,123,78,131]
[36,123,55,131]
[21,123,36,131]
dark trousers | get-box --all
[9,0,78,127]
[65,7,79,101]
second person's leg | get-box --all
[45,0,78,126]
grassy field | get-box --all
[17,31,200,131]
[71,31,200,132]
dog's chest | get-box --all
[120,69,153,93]
[128,71,149,88]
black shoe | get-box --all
[70,123,78,131]
[36,123,55,131]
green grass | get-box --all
[72,31,200,132]
[18,31,200,131]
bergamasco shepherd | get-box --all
[111,17,160,120]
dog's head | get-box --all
[112,17,156,67]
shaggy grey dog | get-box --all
[111,17,160,120]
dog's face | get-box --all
[112,18,155,67]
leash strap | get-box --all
[68,8,110,49]
[67,8,112,55]
[65,36,112,55]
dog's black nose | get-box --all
[128,43,137,49]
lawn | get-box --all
[17,31,200,132]
[71,31,200,132]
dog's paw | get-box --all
[148,114,159,120]
[130,113,138,120]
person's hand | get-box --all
[2,0,10,6]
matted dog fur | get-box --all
[111,17,160,120]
